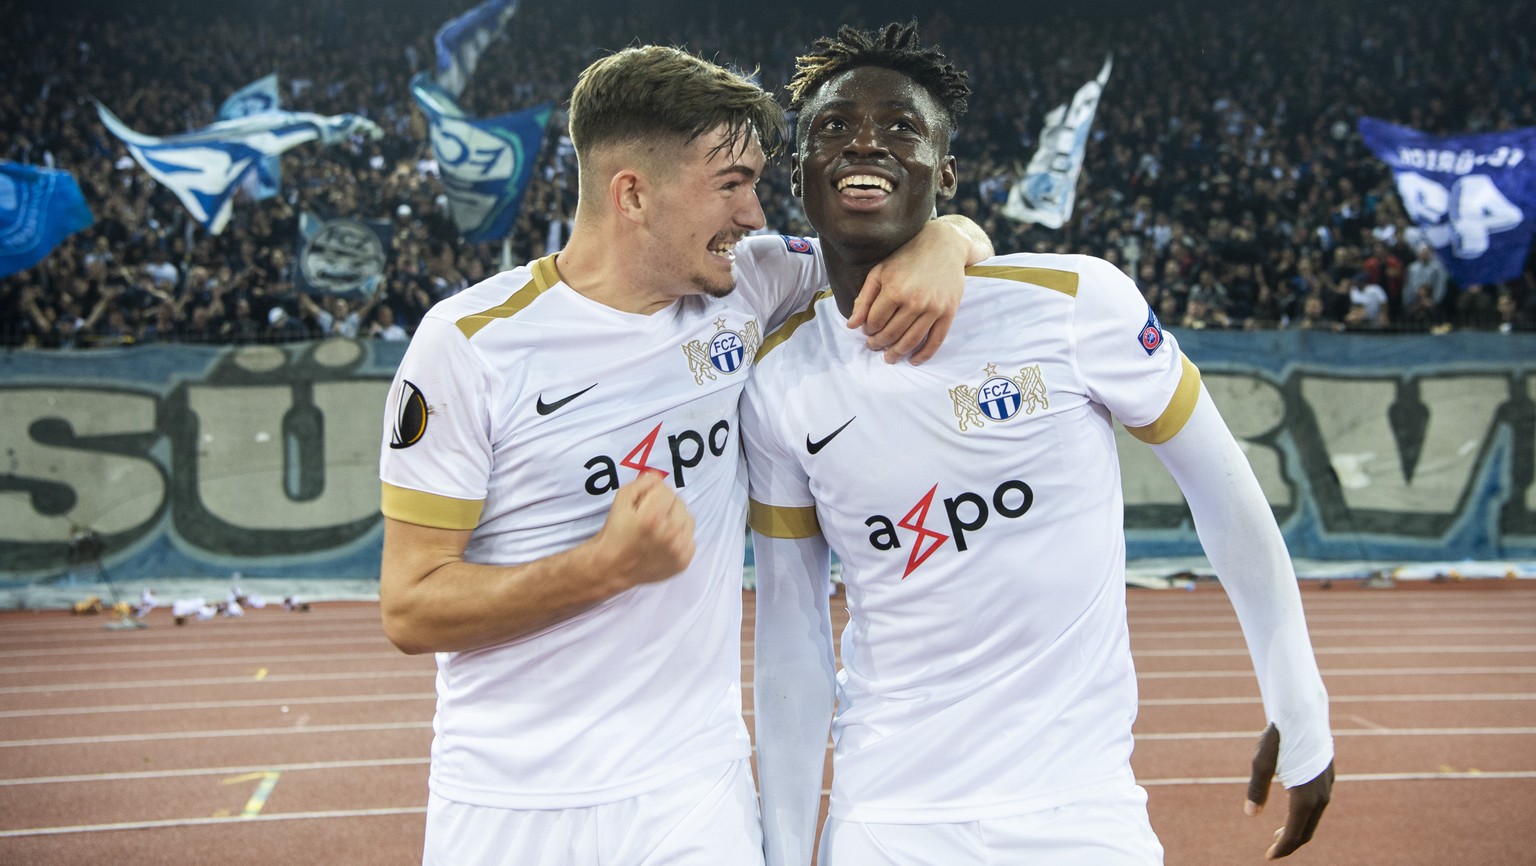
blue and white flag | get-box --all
[434,0,519,98]
[1359,117,1536,286]
[218,73,283,202]
[1002,56,1113,229]
[412,73,551,243]
[296,210,392,298]
[97,103,382,235]
[0,162,95,278]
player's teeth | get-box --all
[837,174,892,192]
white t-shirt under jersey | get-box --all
[380,236,823,809]
[744,253,1199,823]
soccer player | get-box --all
[377,45,991,866]
[744,23,1334,865]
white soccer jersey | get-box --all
[744,253,1199,823]
[380,236,824,809]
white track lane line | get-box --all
[0,720,431,748]
[0,669,432,695]
[10,690,1531,722]
[0,757,429,786]
[0,635,394,658]
[1140,770,1536,785]
[0,692,436,719]
[6,772,1536,838]
[1137,666,1536,679]
[1134,726,1536,741]
[0,807,429,838]
[1132,645,1536,658]
[0,651,410,674]
[6,723,1532,752]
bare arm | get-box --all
[380,473,695,654]
[850,213,996,364]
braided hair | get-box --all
[786,20,970,135]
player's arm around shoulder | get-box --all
[852,213,994,364]
[380,473,695,655]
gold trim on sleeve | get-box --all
[381,482,484,530]
[748,499,821,539]
[1125,355,1202,445]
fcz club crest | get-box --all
[949,363,1049,432]
[683,317,762,384]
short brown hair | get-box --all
[569,45,787,168]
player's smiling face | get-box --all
[650,123,768,299]
[793,66,956,257]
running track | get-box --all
[1,580,1532,865]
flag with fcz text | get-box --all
[1359,117,1536,286]
[412,73,551,244]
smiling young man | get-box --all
[744,23,1334,865]
[377,45,990,866]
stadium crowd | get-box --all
[2,0,1533,348]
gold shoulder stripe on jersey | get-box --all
[748,499,821,539]
[964,265,1079,297]
[1125,355,1202,444]
[381,482,485,530]
[456,254,560,339]
[756,288,834,363]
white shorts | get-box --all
[422,759,763,866]
[820,784,1162,866]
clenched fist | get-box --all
[593,472,696,588]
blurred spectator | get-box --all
[1455,284,1501,330]
[1180,296,1232,331]
[368,305,408,341]
[1496,292,1532,333]
[1402,286,1448,332]
[1292,295,1342,332]
[1,0,1531,348]
[1404,245,1450,310]
[265,306,310,342]
[1344,273,1391,330]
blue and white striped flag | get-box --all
[218,73,283,202]
[0,162,95,278]
[412,73,551,244]
[1003,56,1113,229]
[97,103,381,235]
[1359,117,1535,286]
[434,0,519,98]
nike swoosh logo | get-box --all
[806,417,856,455]
[536,384,597,416]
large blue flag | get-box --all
[434,0,519,98]
[1359,117,1536,286]
[1003,56,1112,229]
[218,73,283,202]
[0,162,95,278]
[97,103,381,234]
[412,73,551,244]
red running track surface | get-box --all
[0,579,1532,865]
